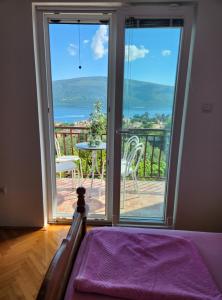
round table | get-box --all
[76,142,106,187]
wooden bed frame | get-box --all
[37,187,87,300]
[36,187,222,300]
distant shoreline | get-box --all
[54,106,171,124]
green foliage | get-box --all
[55,111,171,179]
[55,126,106,176]
[135,139,167,178]
[124,112,172,130]
[89,100,107,139]
[53,76,174,179]
[122,112,171,178]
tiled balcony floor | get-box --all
[56,178,165,218]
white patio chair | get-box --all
[122,135,139,164]
[121,142,144,208]
[121,135,140,196]
[55,137,83,180]
[56,161,79,188]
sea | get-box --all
[54,106,172,123]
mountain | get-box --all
[52,76,174,111]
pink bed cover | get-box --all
[65,227,222,300]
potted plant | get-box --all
[88,100,106,147]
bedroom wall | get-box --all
[0,0,44,227]
[0,0,221,230]
[174,0,222,232]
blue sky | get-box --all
[49,24,181,86]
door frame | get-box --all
[32,3,195,225]
[33,8,115,222]
[111,5,195,226]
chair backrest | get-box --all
[122,135,139,162]
[55,137,61,158]
[124,142,144,176]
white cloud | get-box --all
[91,25,108,59]
[67,43,77,56]
[125,45,149,62]
[161,49,172,56]
[83,39,89,44]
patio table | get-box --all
[76,142,106,188]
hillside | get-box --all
[52,76,174,111]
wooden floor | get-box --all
[56,178,165,218]
[0,225,70,300]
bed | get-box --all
[37,187,222,300]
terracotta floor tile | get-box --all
[56,177,165,218]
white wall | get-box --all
[174,0,222,231]
[0,0,221,230]
[0,0,44,227]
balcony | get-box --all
[55,125,169,218]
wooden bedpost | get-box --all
[76,186,86,213]
[76,186,87,237]
[37,186,88,300]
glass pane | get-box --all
[120,19,182,221]
[49,22,109,218]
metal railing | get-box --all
[55,126,170,179]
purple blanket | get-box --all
[74,229,222,300]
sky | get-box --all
[49,23,181,86]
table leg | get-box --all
[91,150,105,188]
[91,150,97,188]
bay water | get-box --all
[54,106,171,123]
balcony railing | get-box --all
[55,126,170,179]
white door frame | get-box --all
[33,8,114,222]
[32,3,195,225]
[111,5,195,226]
